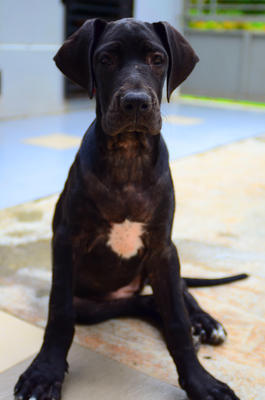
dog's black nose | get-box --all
[121,92,152,114]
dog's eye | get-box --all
[148,53,164,66]
[152,54,164,66]
[99,54,112,66]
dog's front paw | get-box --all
[191,312,227,345]
[180,369,240,400]
[14,355,67,400]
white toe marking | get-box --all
[107,219,144,259]
[212,324,227,341]
[191,330,201,349]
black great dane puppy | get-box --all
[15,18,247,400]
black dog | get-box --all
[14,18,247,400]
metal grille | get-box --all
[63,0,133,98]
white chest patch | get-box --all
[107,219,144,259]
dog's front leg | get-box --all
[148,242,239,400]
[14,226,75,400]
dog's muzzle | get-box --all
[102,88,161,136]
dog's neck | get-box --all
[95,120,160,186]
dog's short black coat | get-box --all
[14,18,247,400]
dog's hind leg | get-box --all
[183,287,227,345]
[141,279,227,346]
[74,289,226,346]
[74,294,160,325]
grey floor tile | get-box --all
[0,344,185,400]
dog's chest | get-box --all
[107,219,145,259]
[104,185,152,258]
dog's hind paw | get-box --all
[191,312,227,345]
[209,323,227,344]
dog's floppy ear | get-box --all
[54,18,107,98]
[153,22,199,102]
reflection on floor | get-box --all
[0,135,264,399]
[1,100,265,209]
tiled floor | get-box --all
[0,340,182,400]
[1,100,265,209]
[0,311,43,373]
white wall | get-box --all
[134,0,183,31]
[0,0,65,119]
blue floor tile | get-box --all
[1,102,265,209]
[161,103,265,159]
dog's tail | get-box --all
[183,273,248,287]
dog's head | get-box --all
[54,18,199,136]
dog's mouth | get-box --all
[103,118,161,137]
[125,123,154,134]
